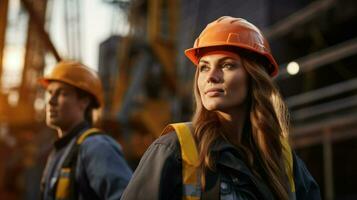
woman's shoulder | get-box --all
[292,152,321,199]
[153,131,180,153]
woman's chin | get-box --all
[203,103,223,111]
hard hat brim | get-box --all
[37,77,102,108]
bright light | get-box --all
[34,97,46,111]
[287,61,300,75]
[1,46,25,88]
[0,123,16,147]
[3,46,24,68]
[7,90,19,107]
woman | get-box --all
[121,16,320,200]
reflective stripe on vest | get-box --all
[55,128,101,200]
[183,184,201,199]
[56,168,71,200]
[161,122,296,199]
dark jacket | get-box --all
[41,122,133,200]
[121,131,321,200]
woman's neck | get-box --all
[217,104,248,145]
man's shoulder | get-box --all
[78,127,113,143]
[83,133,112,142]
[79,131,122,153]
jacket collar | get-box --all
[211,139,249,172]
[211,139,275,200]
[54,121,90,150]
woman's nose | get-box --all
[207,68,222,83]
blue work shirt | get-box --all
[41,122,132,200]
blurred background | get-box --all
[0,0,356,199]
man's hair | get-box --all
[75,88,97,124]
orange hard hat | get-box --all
[38,61,104,108]
[185,16,278,77]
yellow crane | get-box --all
[106,0,181,160]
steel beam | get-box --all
[117,51,151,121]
[21,0,61,61]
[292,94,357,121]
[294,37,357,71]
[293,112,357,137]
[323,128,334,200]
[275,37,357,80]
[0,0,9,90]
[147,0,178,93]
[286,78,357,108]
[264,0,336,40]
[20,0,48,100]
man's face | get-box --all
[45,81,87,131]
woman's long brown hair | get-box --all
[192,51,290,199]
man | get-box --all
[39,61,132,200]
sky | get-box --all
[49,0,129,71]
[1,0,128,89]
[50,0,128,70]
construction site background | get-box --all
[0,0,357,199]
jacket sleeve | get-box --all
[293,152,321,200]
[79,135,133,200]
[120,132,182,200]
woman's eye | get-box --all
[222,63,235,70]
[199,65,209,72]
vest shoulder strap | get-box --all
[76,128,102,145]
[162,122,198,166]
[55,128,102,200]
[162,122,200,200]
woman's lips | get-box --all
[205,88,224,97]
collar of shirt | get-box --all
[211,138,238,153]
[54,121,90,150]
[210,138,249,171]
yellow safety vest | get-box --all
[55,128,101,200]
[162,122,295,200]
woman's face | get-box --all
[197,52,248,112]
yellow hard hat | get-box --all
[38,61,104,108]
[185,16,278,77]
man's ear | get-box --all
[79,96,91,112]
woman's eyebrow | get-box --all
[199,56,238,64]
[198,59,209,64]
[217,56,238,63]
